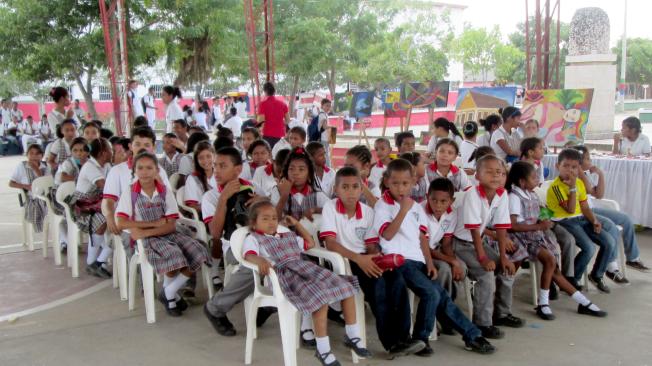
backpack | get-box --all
[140,96,147,113]
[307,112,325,142]
[222,185,254,240]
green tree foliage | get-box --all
[494,44,525,85]
[451,26,501,86]
[614,38,652,85]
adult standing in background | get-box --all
[1,99,11,135]
[162,85,184,133]
[127,80,145,119]
[143,87,157,129]
[11,101,23,123]
[222,95,234,121]
[73,99,85,121]
[211,96,223,128]
[256,82,289,148]
[47,87,74,133]
[234,96,247,119]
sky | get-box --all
[457,0,650,46]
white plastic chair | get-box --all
[16,189,35,252]
[177,217,215,299]
[111,234,129,301]
[55,182,84,278]
[31,176,56,260]
[128,237,157,324]
[230,226,300,366]
[176,188,201,221]
[168,173,181,194]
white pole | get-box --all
[620,0,627,110]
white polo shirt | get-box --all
[115,180,179,221]
[252,163,277,197]
[271,138,292,159]
[453,185,512,242]
[240,161,269,181]
[102,158,171,202]
[50,138,71,163]
[421,201,457,249]
[242,232,306,263]
[489,126,511,160]
[201,178,254,254]
[55,158,80,186]
[76,157,111,193]
[426,162,471,192]
[508,186,539,223]
[11,162,50,185]
[316,166,336,197]
[178,154,194,176]
[373,191,429,263]
[184,173,217,205]
[620,133,651,156]
[319,198,379,254]
[369,161,387,189]
[270,185,329,208]
[460,140,478,170]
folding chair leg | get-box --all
[277,304,298,366]
[244,297,260,364]
[531,262,539,306]
[128,254,139,311]
[141,261,156,324]
[53,217,62,266]
[42,215,50,258]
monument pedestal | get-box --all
[565,53,617,139]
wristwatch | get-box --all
[569,187,577,193]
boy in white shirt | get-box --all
[452,155,523,339]
[375,159,495,356]
[271,126,305,159]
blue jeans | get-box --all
[396,260,481,342]
[593,207,640,262]
[559,216,617,280]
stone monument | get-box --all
[565,7,617,139]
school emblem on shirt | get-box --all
[412,211,420,221]
[355,227,367,240]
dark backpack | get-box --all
[140,96,147,114]
[307,112,325,142]
[222,186,254,240]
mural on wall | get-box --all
[454,87,518,125]
[521,89,594,147]
[400,81,449,109]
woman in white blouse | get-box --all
[162,85,185,133]
[613,116,651,156]
[47,87,75,133]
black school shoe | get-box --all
[388,338,426,358]
[158,291,182,317]
[414,341,434,357]
[301,330,317,348]
[478,325,504,339]
[343,335,372,358]
[493,314,525,328]
[549,283,559,300]
[588,274,611,293]
[465,336,496,354]
[176,297,189,312]
[535,305,556,321]
[203,304,236,336]
[578,303,608,318]
[314,350,341,366]
[256,307,277,328]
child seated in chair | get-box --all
[9,144,50,236]
[183,141,216,216]
[116,152,209,317]
[244,199,371,366]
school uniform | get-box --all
[183,173,216,208]
[251,163,276,197]
[49,138,72,166]
[534,160,545,183]
[71,157,111,234]
[159,152,182,178]
[425,162,471,192]
[165,98,184,133]
[489,126,515,161]
[270,185,329,220]
[452,185,516,327]
[422,202,467,296]
[240,161,268,182]
[360,178,381,206]
[11,161,50,232]
[460,140,478,170]
[271,138,291,159]
[54,157,81,186]
[368,161,387,190]
[315,165,336,197]
[143,94,156,129]
[102,157,171,204]
[177,154,194,176]
[374,191,482,343]
[411,176,429,203]
[116,180,208,274]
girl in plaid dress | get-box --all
[400,152,428,203]
[67,138,113,278]
[159,133,183,178]
[273,148,328,221]
[46,118,77,174]
[244,200,371,365]
[507,162,606,320]
[116,152,209,317]
[9,144,50,233]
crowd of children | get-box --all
[10,102,651,366]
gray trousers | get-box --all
[551,223,576,278]
[453,239,514,327]
[206,248,254,317]
[434,258,467,298]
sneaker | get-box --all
[203,305,236,336]
[493,314,525,328]
[478,325,504,339]
[565,276,583,291]
[606,270,630,284]
[256,306,277,328]
[157,291,182,317]
[327,307,345,326]
[343,335,372,358]
[626,260,650,272]
[464,336,496,354]
[588,274,611,293]
[414,341,434,357]
[578,303,608,317]
[535,305,556,321]
[549,283,559,301]
[301,330,317,348]
[388,339,426,358]
[314,350,341,366]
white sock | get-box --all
[329,302,342,312]
[345,323,360,340]
[538,289,550,306]
[97,245,113,264]
[163,275,172,288]
[571,291,600,310]
[86,241,99,265]
[164,273,189,301]
[607,261,619,273]
[301,314,314,340]
[316,336,336,363]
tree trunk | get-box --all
[288,75,300,118]
[328,64,336,99]
[74,70,98,120]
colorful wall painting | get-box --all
[454,87,518,124]
[382,87,408,118]
[400,81,449,109]
[521,89,594,147]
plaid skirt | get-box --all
[48,187,65,216]
[25,196,47,233]
[66,190,105,234]
[484,235,529,263]
[275,256,359,314]
[510,229,561,265]
[143,232,209,274]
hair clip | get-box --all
[295,147,305,154]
